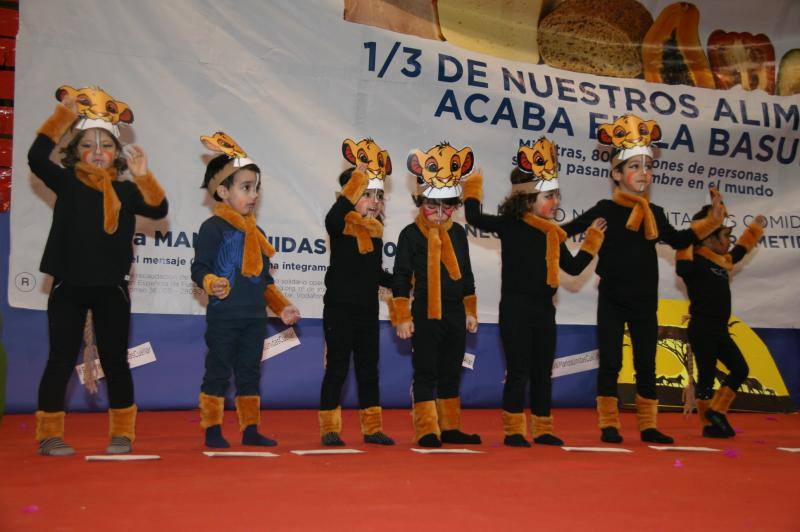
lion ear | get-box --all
[55,85,77,102]
[517,148,532,172]
[597,125,614,145]
[117,103,134,124]
[342,139,358,165]
[407,150,425,177]
[200,136,223,152]
[459,147,474,176]
[649,123,662,142]
[381,150,392,176]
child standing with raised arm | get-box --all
[318,138,395,446]
[31,86,168,456]
[677,196,765,438]
[464,138,605,446]
[562,115,724,444]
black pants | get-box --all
[38,279,133,411]
[201,318,268,397]
[320,304,380,410]
[411,301,466,404]
[499,295,556,416]
[596,292,657,399]
[689,319,748,400]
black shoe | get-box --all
[702,425,731,439]
[533,433,564,446]
[440,429,481,445]
[503,434,531,447]
[204,425,230,448]
[601,427,623,444]
[418,433,442,448]
[321,432,345,446]
[363,432,395,445]
[705,409,735,437]
[242,425,277,446]
[640,428,674,444]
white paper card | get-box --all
[649,446,721,452]
[551,350,599,378]
[562,447,633,453]
[203,451,279,458]
[262,327,301,361]
[411,448,484,454]
[777,447,800,453]
[290,449,364,455]
[76,341,157,384]
[462,352,476,370]
[85,454,161,461]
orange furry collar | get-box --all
[695,246,733,271]
[612,188,658,240]
[522,213,566,288]
[343,211,384,254]
[213,203,276,277]
[75,162,121,235]
[414,214,461,319]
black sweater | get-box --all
[392,220,475,306]
[562,198,698,305]
[191,215,275,321]
[28,134,169,286]
[465,198,595,301]
[323,196,392,313]
[677,245,748,325]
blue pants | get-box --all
[201,318,268,397]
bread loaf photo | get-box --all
[537,0,653,78]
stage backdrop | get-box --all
[3,0,799,413]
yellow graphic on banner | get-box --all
[619,299,792,412]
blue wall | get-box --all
[2,213,797,413]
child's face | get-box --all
[421,199,456,225]
[77,128,118,169]
[355,189,384,219]
[613,155,653,195]
[531,189,561,220]
[217,169,260,215]
[704,227,732,254]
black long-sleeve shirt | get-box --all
[28,134,169,286]
[464,198,595,300]
[392,220,475,306]
[562,199,698,306]
[323,196,392,313]
[677,245,749,325]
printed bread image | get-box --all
[437,0,543,63]
[537,0,653,78]
[707,30,775,94]
[777,49,800,96]
[641,2,715,88]
[343,0,444,41]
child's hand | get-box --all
[280,305,301,325]
[590,218,607,232]
[710,189,726,221]
[124,145,149,177]
[466,315,478,333]
[211,278,230,299]
[754,215,767,227]
[355,161,368,176]
[396,321,414,339]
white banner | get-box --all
[9,0,800,327]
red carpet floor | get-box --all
[1,408,798,531]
